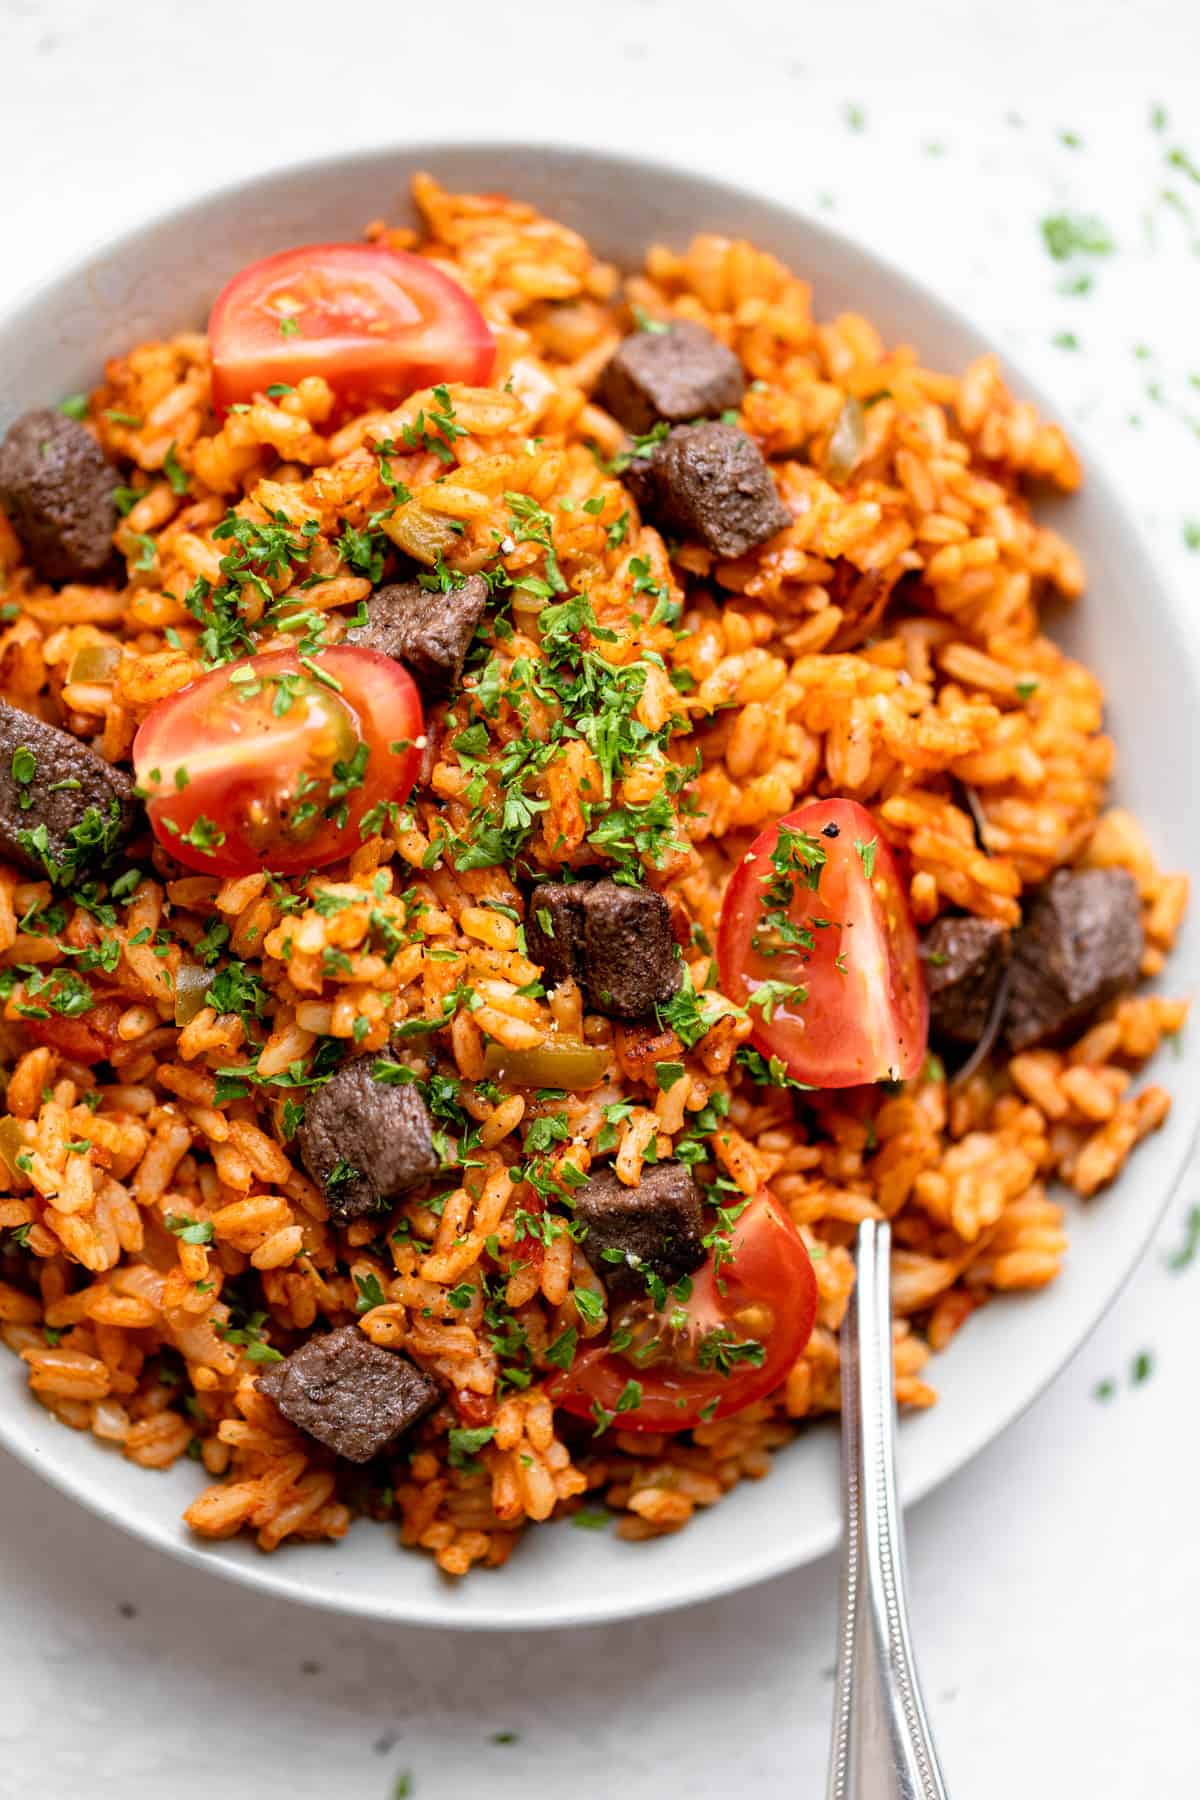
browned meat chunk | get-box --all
[626,420,790,560]
[573,1161,706,1302]
[0,409,118,584]
[1005,869,1144,1051]
[298,1058,437,1224]
[595,320,746,435]
[581,879,684,1017]
[525,882,586,983]
[256,1325,439,1463]
[346,574,488,695]
[921,915,1010,1045]
[525,877,682,1019]
[0,698,135,880]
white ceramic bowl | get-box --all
[2,144,1197,1630]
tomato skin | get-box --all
[552,1190,818,1432]
[452,1389,497,1429]
[717,798,927,1089]
[24,999,123,1066]
[132,646,423,877]
[208,243,496,414]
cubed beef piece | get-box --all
[580,878,683,1017]
[1005,868,1144,1051]
[921,915,1010,1045]
[525,877,682,1020]
[298,1057,437,1224]
[524,882,586,988]
[595,320,746,435]
[0,698,135,879]
[345,574,488,696]
[0,409,118,585]
[627,420,790,560]
[256,1326,439,1463]
[573,1161,706,1302]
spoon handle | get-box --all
[825,1220,951,1800]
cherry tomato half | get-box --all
[208,243,496,414]
[133,646,423,877]
[552,1190,817,1432]
[717,798,927,1088]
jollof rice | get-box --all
[0,174,1187,1575]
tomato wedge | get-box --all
[552,1190,817,1431]
[717,798,927,1088]
[208,243,496,414]
[133,646,422,877]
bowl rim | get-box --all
[2,137,1198,1630]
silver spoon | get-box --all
[825,1219,951,1800]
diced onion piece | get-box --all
[481,1040,608,1090]
[826,396,865,484]
[0,1114,27,1179]
[384,503,460,566]
[173,963,212,1026]
[66,643,122,684]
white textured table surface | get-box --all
[2,3,1199,1796]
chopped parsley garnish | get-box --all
[447,1425,495,1469]
[1040,212,1114,261]
[17,798,126,886]
[10,746,36,809]
[1167,146,1200,185]
[401,384,467,465]
[570,1507,611,1530]
[734,1046,814,1092]
[695,1325,766,1375]
[751,824,826,957]
[326,1156,360,1196]
[164,1213,215,1246]
[112,483,149,517]
[572,1286,604,1327]
[336,520,388,583]
[354,1271,387,1312]
[1166,1204,1200,1272]
[702,1198,752,1276]
[544,1325,578,1370]
[746,979,806,1022]
[504,491,567,597]
[127,532,157,571]
[854,836,877,879]
[213,1309,283,1362]
[205,959,269,1027]
[631,305,670,334]
[657,968,722,1049]
[181,508,319,667]
[162,442,189,495]
[179,815,226,855]
[440,581,693,881]
[194,917,231,965]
